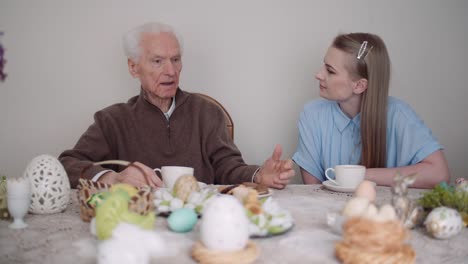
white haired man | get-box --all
[59,22,295,189]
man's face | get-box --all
[128,32,182,99]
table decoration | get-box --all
[94,183,155,240]
[191,240,258,264]
[1,185,467,263]
[172,174,200,201]
[153,183,294,237]
[327,177,398,233]
[77,179,154,222]
[418,181,468,227]
[424,206,463,239]
[335,218,415,264]
[334,190,415,263]
[247,196,294,237]
[97,222,170,264]
[167,208,198,233]
[24,154,70,214]
[153,184,217,215]
[219,183,294,237]
[391,172,425,229]
[353,180,376,201]
[0,175,10,219]
[7,175,31,229]
[192,195,259,264]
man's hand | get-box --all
[99,161,163,188]
[256,144,295,189]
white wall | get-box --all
[1,0,467,183]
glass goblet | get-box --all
[7,177,31,229]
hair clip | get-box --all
[356,41,368,60]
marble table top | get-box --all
[1,185,466,263]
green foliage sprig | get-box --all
[418,184,468,215]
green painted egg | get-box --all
[167,208,198,233]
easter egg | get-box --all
[24,154,70,214]
[424,207,463,239]
[362,204,379,220]
[173,175,200,202]
[167,208,198,233]
[354,180,376,202]
[342,197,370,218]
[377,204,397,222]
[200,195,249,251]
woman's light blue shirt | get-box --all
[292,97,442,182]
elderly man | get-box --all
[59,22,294,189]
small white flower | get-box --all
[158,205,170,213]
[262,198,281,215]
[153,190,164,199]
[269,216,288,227]
[170,198,184,211]
[257,214,268,228]
[162,190,174,201]
[188,192,202,204]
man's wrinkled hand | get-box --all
[256,144,295,189]
[99,162,163,188]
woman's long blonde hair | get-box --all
[332,33,391,168]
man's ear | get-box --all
[127,58,139,78]
[353,78,368,95]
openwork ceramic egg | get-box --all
[424,206,463,239]
[24,154,70,214]
[200,195,249,251]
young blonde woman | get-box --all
[293,33,449,188]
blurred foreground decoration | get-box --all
[391,172,425,229]
[0,32,6,82]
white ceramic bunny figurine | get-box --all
[391,172,424,229]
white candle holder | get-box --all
[7,176,31,229]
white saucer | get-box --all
[322,180,356,193]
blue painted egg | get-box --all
[167,208,198,233]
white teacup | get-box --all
[325,165,366,188]
[153,166,194,190]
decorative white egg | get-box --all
[377,204,397,222]
[424,207,463,239]
[200,195,249,251]
[24,154,70,214]
[342,197,370,218]
[354,180,376,202]
[362,203,379,220]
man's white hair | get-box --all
[122,22,183,62]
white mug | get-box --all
[325,165,366,188]
[154,166,194,190]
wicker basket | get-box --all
[77,178,154,222]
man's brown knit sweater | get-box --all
[59,88,259,188]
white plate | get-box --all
[322,180,356,193]
[258,188,274,199]
[198,182,207,189]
